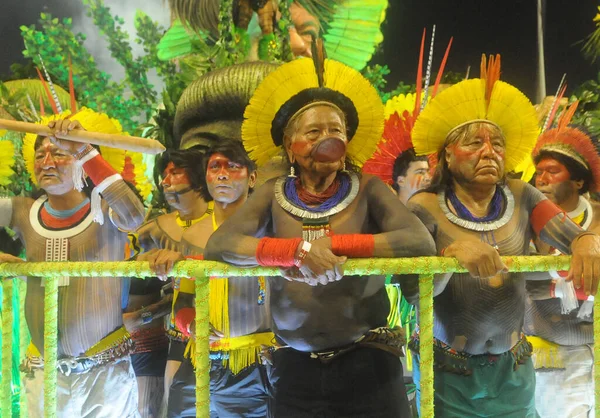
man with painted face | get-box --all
[392,149,431,205]
[524,117,600,417]
[147,140,272,417]
[405,55,600,417]
[138,61,278,417]
[0,116,145,417]
[132,146,212,415]
[203,52,436,416]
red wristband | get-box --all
[331,234,375,258]
[174,307,196,338]
[83,154,119,185]
[550,280,556,298]
[185,255,204,260]
[256,237,302,267]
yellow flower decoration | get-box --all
[0,140,15,186]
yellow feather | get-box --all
[242,58,384,167]
[412,78,538,172]
[0,141,15,186]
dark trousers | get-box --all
[167,357,271,418]
[270,346,411,418]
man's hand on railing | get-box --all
[442,240,508,279]
[568,233,600,296]
[137,249,184,281]
[0,253,24,264]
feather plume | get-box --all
[432,37,453,99]
[543,76,567,133]
[26,93,39,120]
[413,28,426,118]
[481,54,501,105]
[421,25,436,110]
[68,56,77,113]
[38,95,45,117]
[362,110,416,184]
[311,35,327,87]
[36,68,58,114]
[557,101,579,131]
[38,55,63,113]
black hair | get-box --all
[271,88,358,147]
[391,149,429,192]
[155,145,210,201]
[203,139,257,174]
[534,150,592,195]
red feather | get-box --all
[557,101,579,131]
[36,68,58,114]
[432,37,453,99]
[362,111,416,184]
[38,95,45,117]
[534,125,600,192]
[413,29,426,118]
[545,84,567,131]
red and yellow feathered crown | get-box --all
[363,30,452,183]
[532,101,600,192]
[411,54,540,172]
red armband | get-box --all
[331,234,375,258]
[530,199,564,236]
[174,307,196,337]
[255,237,302,267]
[79,149,119,185]
[185,255,204,260]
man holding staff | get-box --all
[0,110,146,417]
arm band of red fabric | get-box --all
[530,199,564,236]
[185,255,204,260]
[83,154,119,185]
[255,237,302,267]
[331,234,375,258]
[174,307,196,338]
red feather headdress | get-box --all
[533,101,600,192]
[362,29,452,184]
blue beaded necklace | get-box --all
[446,186,503,223]
[284,172,351,212]
[43,198,90,219]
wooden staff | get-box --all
[0,119,166,155]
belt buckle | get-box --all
[56,358,80,377]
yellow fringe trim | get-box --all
[27,326,131,358]
[528,335,565,369]
[185,332,275,375]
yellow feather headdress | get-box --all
[411,54,539,172]
[22,107,152,200]
[0,140,15,187]
[242,57,384,168]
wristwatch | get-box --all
[141,308,153,325]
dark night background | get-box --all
[2,0,599,101]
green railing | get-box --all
[0,255,597,418]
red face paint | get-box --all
[447,125,505,184]
[34,140,76,192]
[161,162,191,187]
[534,158,578,205]
[206,153,251,204]
[287,106,348,171]
[535,158,571,186]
